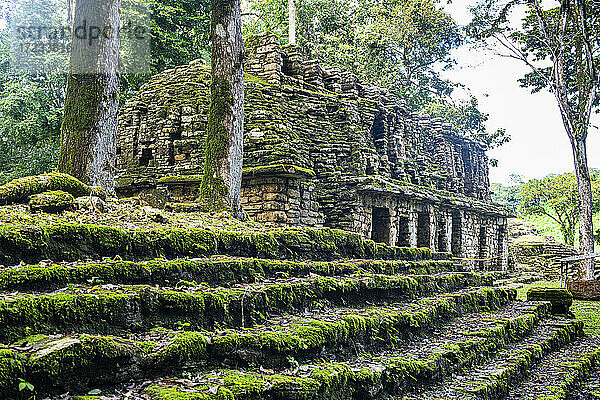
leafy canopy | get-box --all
[519,172,600,246]
[246,0,462,108]
[467,0,600,135]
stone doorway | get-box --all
[371,207,391,245]
[451,211,462,256]
[417,211,431,248]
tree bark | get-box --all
[571,134,596,279]
[58,0,120,196]
[198,0,244,218]
[288,0,296,45]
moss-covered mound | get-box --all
[0,173,101,205]
[527,287,573,314]
[28,191,75,213]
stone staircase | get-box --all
[0,225,599,400]
[511,240,581,281]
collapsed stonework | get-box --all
[116,34,512,269]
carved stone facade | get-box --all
[116,34,511,270]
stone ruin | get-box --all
[116,33,511,270]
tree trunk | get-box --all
[289,0,296,45]
[58,0,120,196]
[571,134,596,279]
[198,0,244,218]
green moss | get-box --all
[28,190,75,213]
[242,164,316,178]
[155,332,208,364]
[0,349,25,397]
[0,222,452,266]
[0,173,97,205]
[144,385,211,400]
[527,287,574,314]
[158,175,204,185]
[527,288,573,304]
[0,273,497,343]
[196,77,233,213]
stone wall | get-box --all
[115,33,511,269]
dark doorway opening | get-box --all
[397,216,410,247]
[140,148,153,166]
[372,207,391,245]
[451,211,462,256]
[417,211,431,248]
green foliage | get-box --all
[422,96,510,152]
[0,0,211,183]
[0,42,64,184]
[246,0,462,109]
[519,172,600,246]
[17,379,34,393]
[120,0,211,100]
[512,4,600,112]
[490,175,523,211]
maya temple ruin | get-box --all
[116,34,511,270]
[3,31,600,400]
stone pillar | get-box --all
[436,209,452,253]
[408,206,418,248]
[497,218,509,271]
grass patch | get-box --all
[517,280,600,337]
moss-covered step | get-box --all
[0,272,494,343]
[0,223,451,265]
[0,287,518,397]
[527,287,573,315]
[405,318,585,400]
[506,336,600,400]
[164,286,517,369]
[0,257,461,292]
[125,301,554,400]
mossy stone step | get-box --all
[527,287,573,315]
[507,336,600,400]
[0,223,451,265]
[0,287,517,397]
[404,318,585,400]
[0,257,460,292]
[112,301,553,400]
[0,272,495,343]
[192,285,516,368]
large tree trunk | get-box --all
[198,0,244,218]
[571,134,596,279]
[288,0,296,45]
[59,0,120,195]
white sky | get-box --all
[439,0,600,185]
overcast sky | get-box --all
[439,0,600,185]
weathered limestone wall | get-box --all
[241,175,322,227]
[115,33,510,269]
